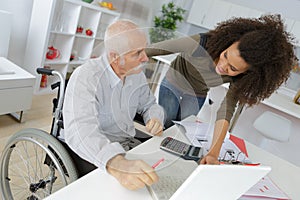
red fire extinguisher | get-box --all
[40,66,50,88]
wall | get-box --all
[0,10,12,57]
[182,0,300,34]
[225,0,300,20]
[0,0,33,67]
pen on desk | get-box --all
[152,158,165,169]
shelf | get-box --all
[24,0,120,94]
[50,31,75,36]
[75,34,95,39]
[44,60,69,65]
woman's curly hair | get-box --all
[206,14,295,106]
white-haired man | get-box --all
[62,20,164,190]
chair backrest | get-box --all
[253,111,292,142]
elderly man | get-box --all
[62,19,164,190]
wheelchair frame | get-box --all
[0,68,78,200]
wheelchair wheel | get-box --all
[0,128,78,200]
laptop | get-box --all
[147,160,271,200]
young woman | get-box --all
[146,14,296,164]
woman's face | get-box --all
[215,42,249,76]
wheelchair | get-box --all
[0,68,79,200]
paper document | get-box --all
[240,176,290,199]
[173,120,211,147]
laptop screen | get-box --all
[148,160,271,200]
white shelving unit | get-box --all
[24,0,120,94]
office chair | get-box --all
[253,111,292,148]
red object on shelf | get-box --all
[46,46,60,60]
[85,29,93,36]
[76,26,83,33]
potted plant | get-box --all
[150,2,185,43]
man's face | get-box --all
[118,32,149,76]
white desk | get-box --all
[44,121,300,199]
[0,57,35,121]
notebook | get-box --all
[147,160,271,200]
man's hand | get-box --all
[146,118,163,136]
[200,154,220,165]
[107,155,159,190]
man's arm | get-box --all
[106,155,159,190]
[135,74,165,135]
[63,63,160,190]
[63,65,126,172]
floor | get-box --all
[0,94,55,158]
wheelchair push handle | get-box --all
[37,68,54,75]
[36,68,65,85]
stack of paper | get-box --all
[173,120,212,147]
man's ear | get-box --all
[109,51,119,63]
[109,51,117,59]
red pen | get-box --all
[152,158,165,169]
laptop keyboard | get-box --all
[148,175,186,200]
[146,159,198,200]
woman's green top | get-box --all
[146,34,239,122]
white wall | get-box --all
[0,0,33,67]
[0,10,12,57]
[225,0,300,20]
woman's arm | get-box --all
[200,119,229,164]
[146,34,200,57]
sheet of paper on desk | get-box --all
[239,176,290,199]
[172,120,212,147]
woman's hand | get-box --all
[200,154,220,165]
